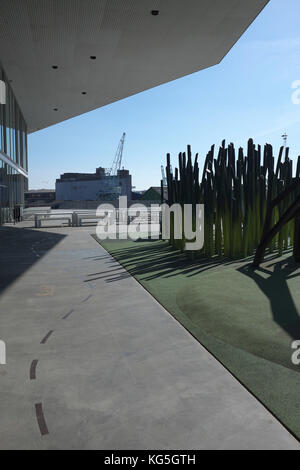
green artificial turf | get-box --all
[95,236,300,440]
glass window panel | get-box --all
[0,63,28,223]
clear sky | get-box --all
[28,0,300,190]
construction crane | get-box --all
[108,132,126,176]
[161,165,167,187]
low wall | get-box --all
[52,200,161,209]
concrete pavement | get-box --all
[0,222,299,449]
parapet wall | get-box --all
[52,200,161,209]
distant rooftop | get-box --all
[56,167,130,183]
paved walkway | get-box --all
[0,222,299,449]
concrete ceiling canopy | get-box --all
[0,0,269,133]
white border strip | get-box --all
[0,80,5,105]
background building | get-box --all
[56,167,132,202]
[0,63,28,224]
[140,186,167,202]
[25,189,55,208]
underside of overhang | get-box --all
[0,0,269,133]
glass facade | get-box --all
[0,63,28,224]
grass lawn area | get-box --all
[95,236,300,440]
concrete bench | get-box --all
[35,213,72,228]
[74,209,114,227]
[76,213,107,226]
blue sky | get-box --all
[28,0,300,190]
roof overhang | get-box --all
[0,0,269,133]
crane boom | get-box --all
[109,132,126,176]
[161,165,167,187]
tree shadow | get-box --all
[98,240,289,280]
[89,240,216,283]
[238,259,300,339]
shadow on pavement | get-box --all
[0,225,66,295]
